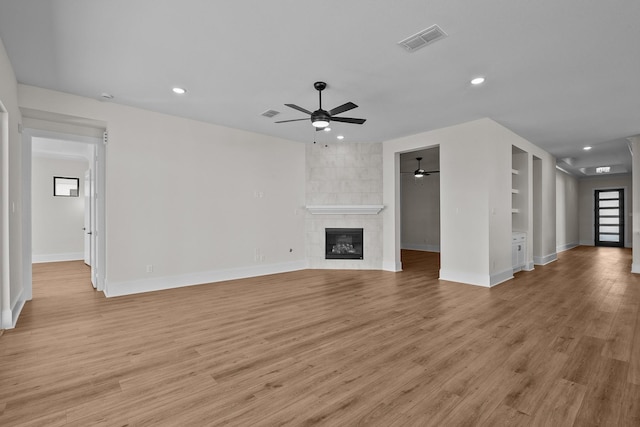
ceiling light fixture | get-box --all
[100,92,114,100]
[414,157,425,177]
[583,146,592,151]
[172,87,186,95]
[310,109,330,128]
[337,135,344,140]
[276,82,366,130]
[471,77,485,85]
[323,127,331,132]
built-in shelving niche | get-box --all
[512,146,529,272]
[512,146,528,232]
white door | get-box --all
[83,169,92,266]
[84,165,97,289]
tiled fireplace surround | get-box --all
[305,142,383,269]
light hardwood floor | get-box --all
[1,247,639,426]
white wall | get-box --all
[578,174,632,247]
[556,169,579,252]
[400,172,440,252]
[439,131,493,284]
[18,84,307,297]
[538,156,558,262]
[0,36,24,328]
[383,118,557,287]
[32,156,88,262]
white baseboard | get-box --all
[439,268,518,288]
[11,298,25,328]
[401,243,440,253]
[382,260,402,272]
[631,263,640,274]
[491,268,515,287]
[579,241,631,249]
[32,252,83,263]
[104,260,307,298]
[534,252,558,266]
[1,308,12,329]
[439,269,491,288]
[2,289,26,329]
[556,243,579,253]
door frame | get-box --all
[22,128,106,296]
[594,188,625,247]
[1,101,10,328]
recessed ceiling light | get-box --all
[583,146,592,151]
[100,92,114,100]
[470,77,485,85]
[337,135,344,140]
[172,87,186,95]
[323,127,331,132]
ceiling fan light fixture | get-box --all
[311,108,330,128]
[312,119,329,128]
[276,82,366,133]
[414,157,425,177]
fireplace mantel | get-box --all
[305,205,384,215]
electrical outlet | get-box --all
[146,265,153,273]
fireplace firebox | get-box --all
[325,228,363,260]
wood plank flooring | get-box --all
[1,246,639,426]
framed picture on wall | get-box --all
[53,176,80,197]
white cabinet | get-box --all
[512,232,526,273]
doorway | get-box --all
[32,137,95,288]
[594,189,624,247]
[22,127,106,298]
[399,146,441,271]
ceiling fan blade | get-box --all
[331,117,366,125]
[329,102,358,116]
[285,104,312,115]
[423,170,440,173]
[275,118,310,123]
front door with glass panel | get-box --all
[595,189,624,247]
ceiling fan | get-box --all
[275,82,366,130]
[401,157,440,177]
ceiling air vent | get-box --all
[398,24,447,52]
[261,109,280,118]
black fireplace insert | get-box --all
[325,228,363,260]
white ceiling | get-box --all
[1,0,638,177]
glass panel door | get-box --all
[595,189,624,247]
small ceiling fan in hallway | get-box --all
[401,157,440,177]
